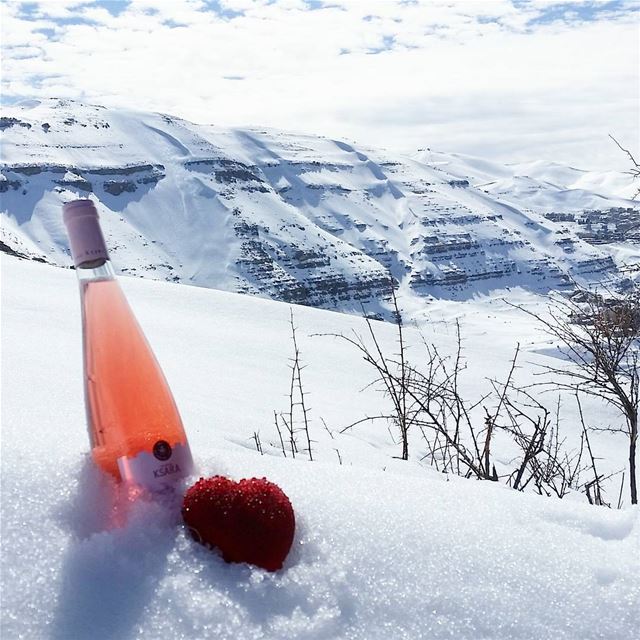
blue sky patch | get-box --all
[303,1,344,10]
[34,27,56,39]
[95,0,130,17]
[367,34,396,55]
[16,2,40,20]
[513,0,638,26]
[199,1,244,20]
[18,1,101,25]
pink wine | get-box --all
[64,199,193,491]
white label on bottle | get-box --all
[117,441,193,491]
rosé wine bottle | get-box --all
[63,199,193,492]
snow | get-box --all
[417,150,636,206]
[2,255,639,639]
[2,98,638,313]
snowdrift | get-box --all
[1,256,638,639]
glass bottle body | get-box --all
[78,260,193,489]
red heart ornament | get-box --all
[182,476,295,571]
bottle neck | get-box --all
[63,200,110,269]
[76,259,117,283]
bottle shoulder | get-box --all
[76,260,117,283]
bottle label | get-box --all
[117,441,194,490]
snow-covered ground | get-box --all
[1,255,638,639]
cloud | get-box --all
[1,0,638,170]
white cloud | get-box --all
[1,0,638,171]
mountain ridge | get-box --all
[1,98,638,316]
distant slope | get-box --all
[2,98,638,316]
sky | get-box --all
[1,0,639,171]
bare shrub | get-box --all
[610,134,640,199]
[273,310,314,461]
[327,296,614,504]
[325,291,420,460]
[512,287,639,504]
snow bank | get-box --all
[2,256,638,639]
[3,449,638,640]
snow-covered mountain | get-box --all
[2,98,638,316]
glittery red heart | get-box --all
[182,476,295,572]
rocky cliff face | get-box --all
[1,99,638,316]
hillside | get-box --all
[1,255,638,639]
[2,99,638,320]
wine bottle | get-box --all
[63,199,194,492]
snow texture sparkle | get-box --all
[1,256,639,639]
